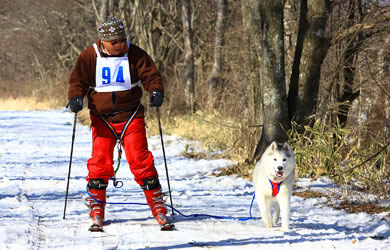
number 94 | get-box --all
[102,66,125,84]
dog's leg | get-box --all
[258,195,273,228]
[273,201,280,226]
[278,195,291,232]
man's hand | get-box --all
[69,97,83,113]
[150,91,163,107]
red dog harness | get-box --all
[268,179,282,197]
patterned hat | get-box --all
[98,17,126,41]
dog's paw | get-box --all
[265,224,273,228]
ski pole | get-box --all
[156,107,174,215]
[63,112,77,219]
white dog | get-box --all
[253,141,296,231]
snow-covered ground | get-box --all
[0,109,389,250]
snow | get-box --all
[0,109,389,249]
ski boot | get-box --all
[142,177,174,231]
[155,213,174,231]
[87,179,107,232]
[89,215,103,232]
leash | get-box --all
[85,184,256,222]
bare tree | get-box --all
[93,0,110,27]
[288,0,331,130]
[209,0,228,107]
[247,0,290,161]
[247,0,332,160]
[240,0,263,125]
[317,0,389,128]
[380,37,390,138]
[336,0,364,128]
[118,0,135,42]
[182,0,195,113]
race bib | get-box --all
[95,57,132,92]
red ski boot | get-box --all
[87,179,107,232]
[89,215,103,232]
[142,177,174,231]
[155,213,174,231]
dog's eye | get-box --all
[283,159,287,162]
[274,158,277,161]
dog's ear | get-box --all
[282,142,290,151]
[270,141,278,150]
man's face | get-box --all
[101,38,126,55]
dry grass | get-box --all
[145,109,247,162]
[0,72,69,111]
[289,121,389,199]
[0,97,63,111]
[294,190,389,217]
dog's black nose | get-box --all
[278,166,283,171]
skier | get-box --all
[67,17,173,231]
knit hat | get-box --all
[98,17,126,41]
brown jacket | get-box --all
[68,40,163,123]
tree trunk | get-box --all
[108,0,115,17]
[209,0,227,107]
[99,0,110,25]
[119,0,129,39]
[249,0,289,161]
[241,0,262,128]
[288,0,330,130]
[337,0,362,127]
[380,37,390,138]
[181,0,195,113]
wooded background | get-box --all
[1,0,389,196]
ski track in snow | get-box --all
[0,109,389,250]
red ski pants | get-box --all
[86,114,158,185]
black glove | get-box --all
[69,97,83,113]
[150,90,163,107]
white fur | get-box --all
[253,141,296,232]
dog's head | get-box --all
[261,141,296,181]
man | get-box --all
[68,17,173,231]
